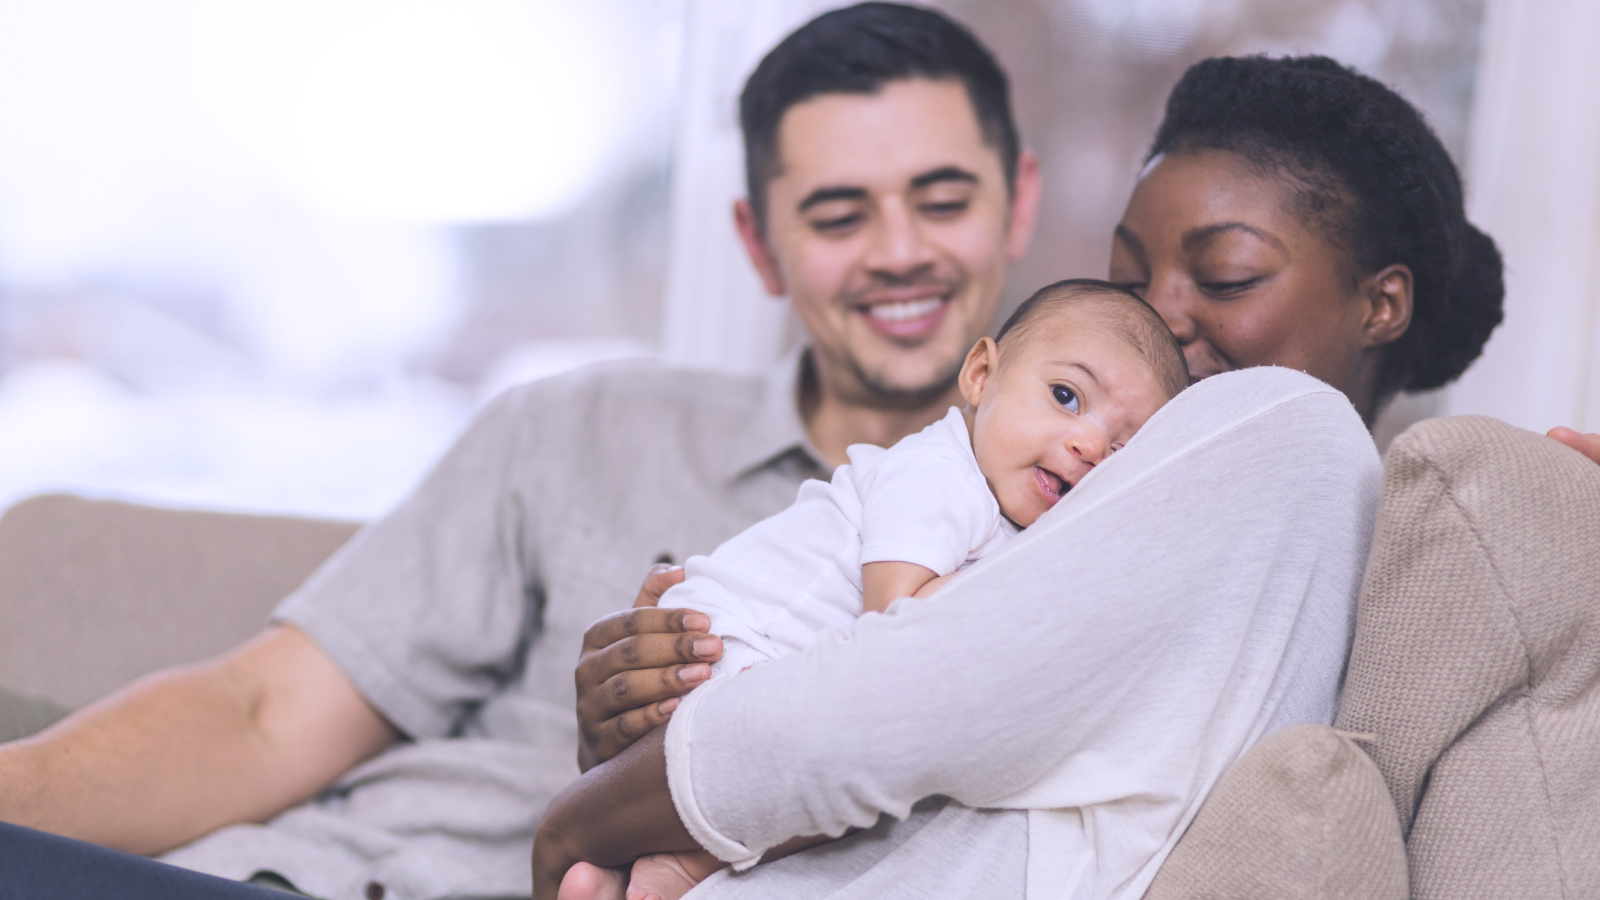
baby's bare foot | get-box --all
[558,862,626,900]
[627,851,725,900]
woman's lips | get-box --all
[1034,466,1067,505]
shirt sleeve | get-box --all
[273,387,543,740]
[665,368,1382,870]
[855,441,998,576]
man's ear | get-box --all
[1360,263,1414,349]
[958,337,999,408]
[734,198,787,297]
[1005,150,1042,263]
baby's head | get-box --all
[959,279,1188,527]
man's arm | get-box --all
[0,624,397,855]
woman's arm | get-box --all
[532,727,841,900]
[533,727,697,900]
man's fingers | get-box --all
[1548,426,1600,465]
[633,565,687,609]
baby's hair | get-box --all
[996,279,1189,400]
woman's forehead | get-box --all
[1121,148,1341,258]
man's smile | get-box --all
[853,288,954,339]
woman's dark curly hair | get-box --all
[1148,55,1503,398]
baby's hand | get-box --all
[913,571,958,599]
[626,850,725,900]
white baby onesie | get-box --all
[662,406,1017,675]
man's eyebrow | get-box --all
[797,186,868,214]
[1181,221,1287,252]
[910,166,979,190]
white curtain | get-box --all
[1441,0,1600,434]
[658,0,854,374]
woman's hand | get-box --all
[1548,427,1600,465]
[574,565,723,771]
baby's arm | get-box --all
[862,560,939,613]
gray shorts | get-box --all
[0,686,69,744]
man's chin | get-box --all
[845,354,965,411]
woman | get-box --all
[553,55,1592,899]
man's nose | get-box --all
[1143,274,1197,345]
[864,197,936,276]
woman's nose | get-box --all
[1144,275,1197,344]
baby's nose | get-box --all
[1070,424,1110,465]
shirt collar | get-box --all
[722,344,830,482]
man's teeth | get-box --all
[866,298,943,322]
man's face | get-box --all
[741,78,1033,408]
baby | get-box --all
[662,278,1188,675]
[621,279,1189,899]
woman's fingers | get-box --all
[574,568,722,767]
[1547,426,1600,465]
[578,611,719,686]
[633,564,687,609]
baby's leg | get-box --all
[626,850,726,900]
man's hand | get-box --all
[1549,426,1600,466]
[575,565,722,770]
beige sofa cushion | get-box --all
[0,494,358,707]
[1145,724,1407,900]
[1334,416,1600,899]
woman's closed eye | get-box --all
[1198,277,1263,297]
[1051,384,1080,413]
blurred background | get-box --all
[0,0,1591,520]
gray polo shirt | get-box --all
[159,355,826,900]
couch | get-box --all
[2,415,1596,898]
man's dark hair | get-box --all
[997,278,1190,401]
[739,2,1020,230]
[1148,55,1504,400]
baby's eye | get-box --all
[1051,384,1080,413]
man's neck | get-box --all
[799,354,964,468]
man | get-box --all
[0,4,1040,897]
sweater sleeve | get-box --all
[665,368,1382,870]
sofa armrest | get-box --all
[0,494,360,707]
[1145,724,1407,900]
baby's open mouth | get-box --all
[1034,466,1067,504]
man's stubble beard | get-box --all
[830,273,975,411]
[839,345,966,412]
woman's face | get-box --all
[1109,148,1404,419]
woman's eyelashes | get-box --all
[1051,384,1080,413]
[1197,276,1264,297]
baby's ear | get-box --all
[958,337,999,408]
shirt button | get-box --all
[364,882,386,900]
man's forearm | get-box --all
[533,726,699,898]
[0,626,397,856]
